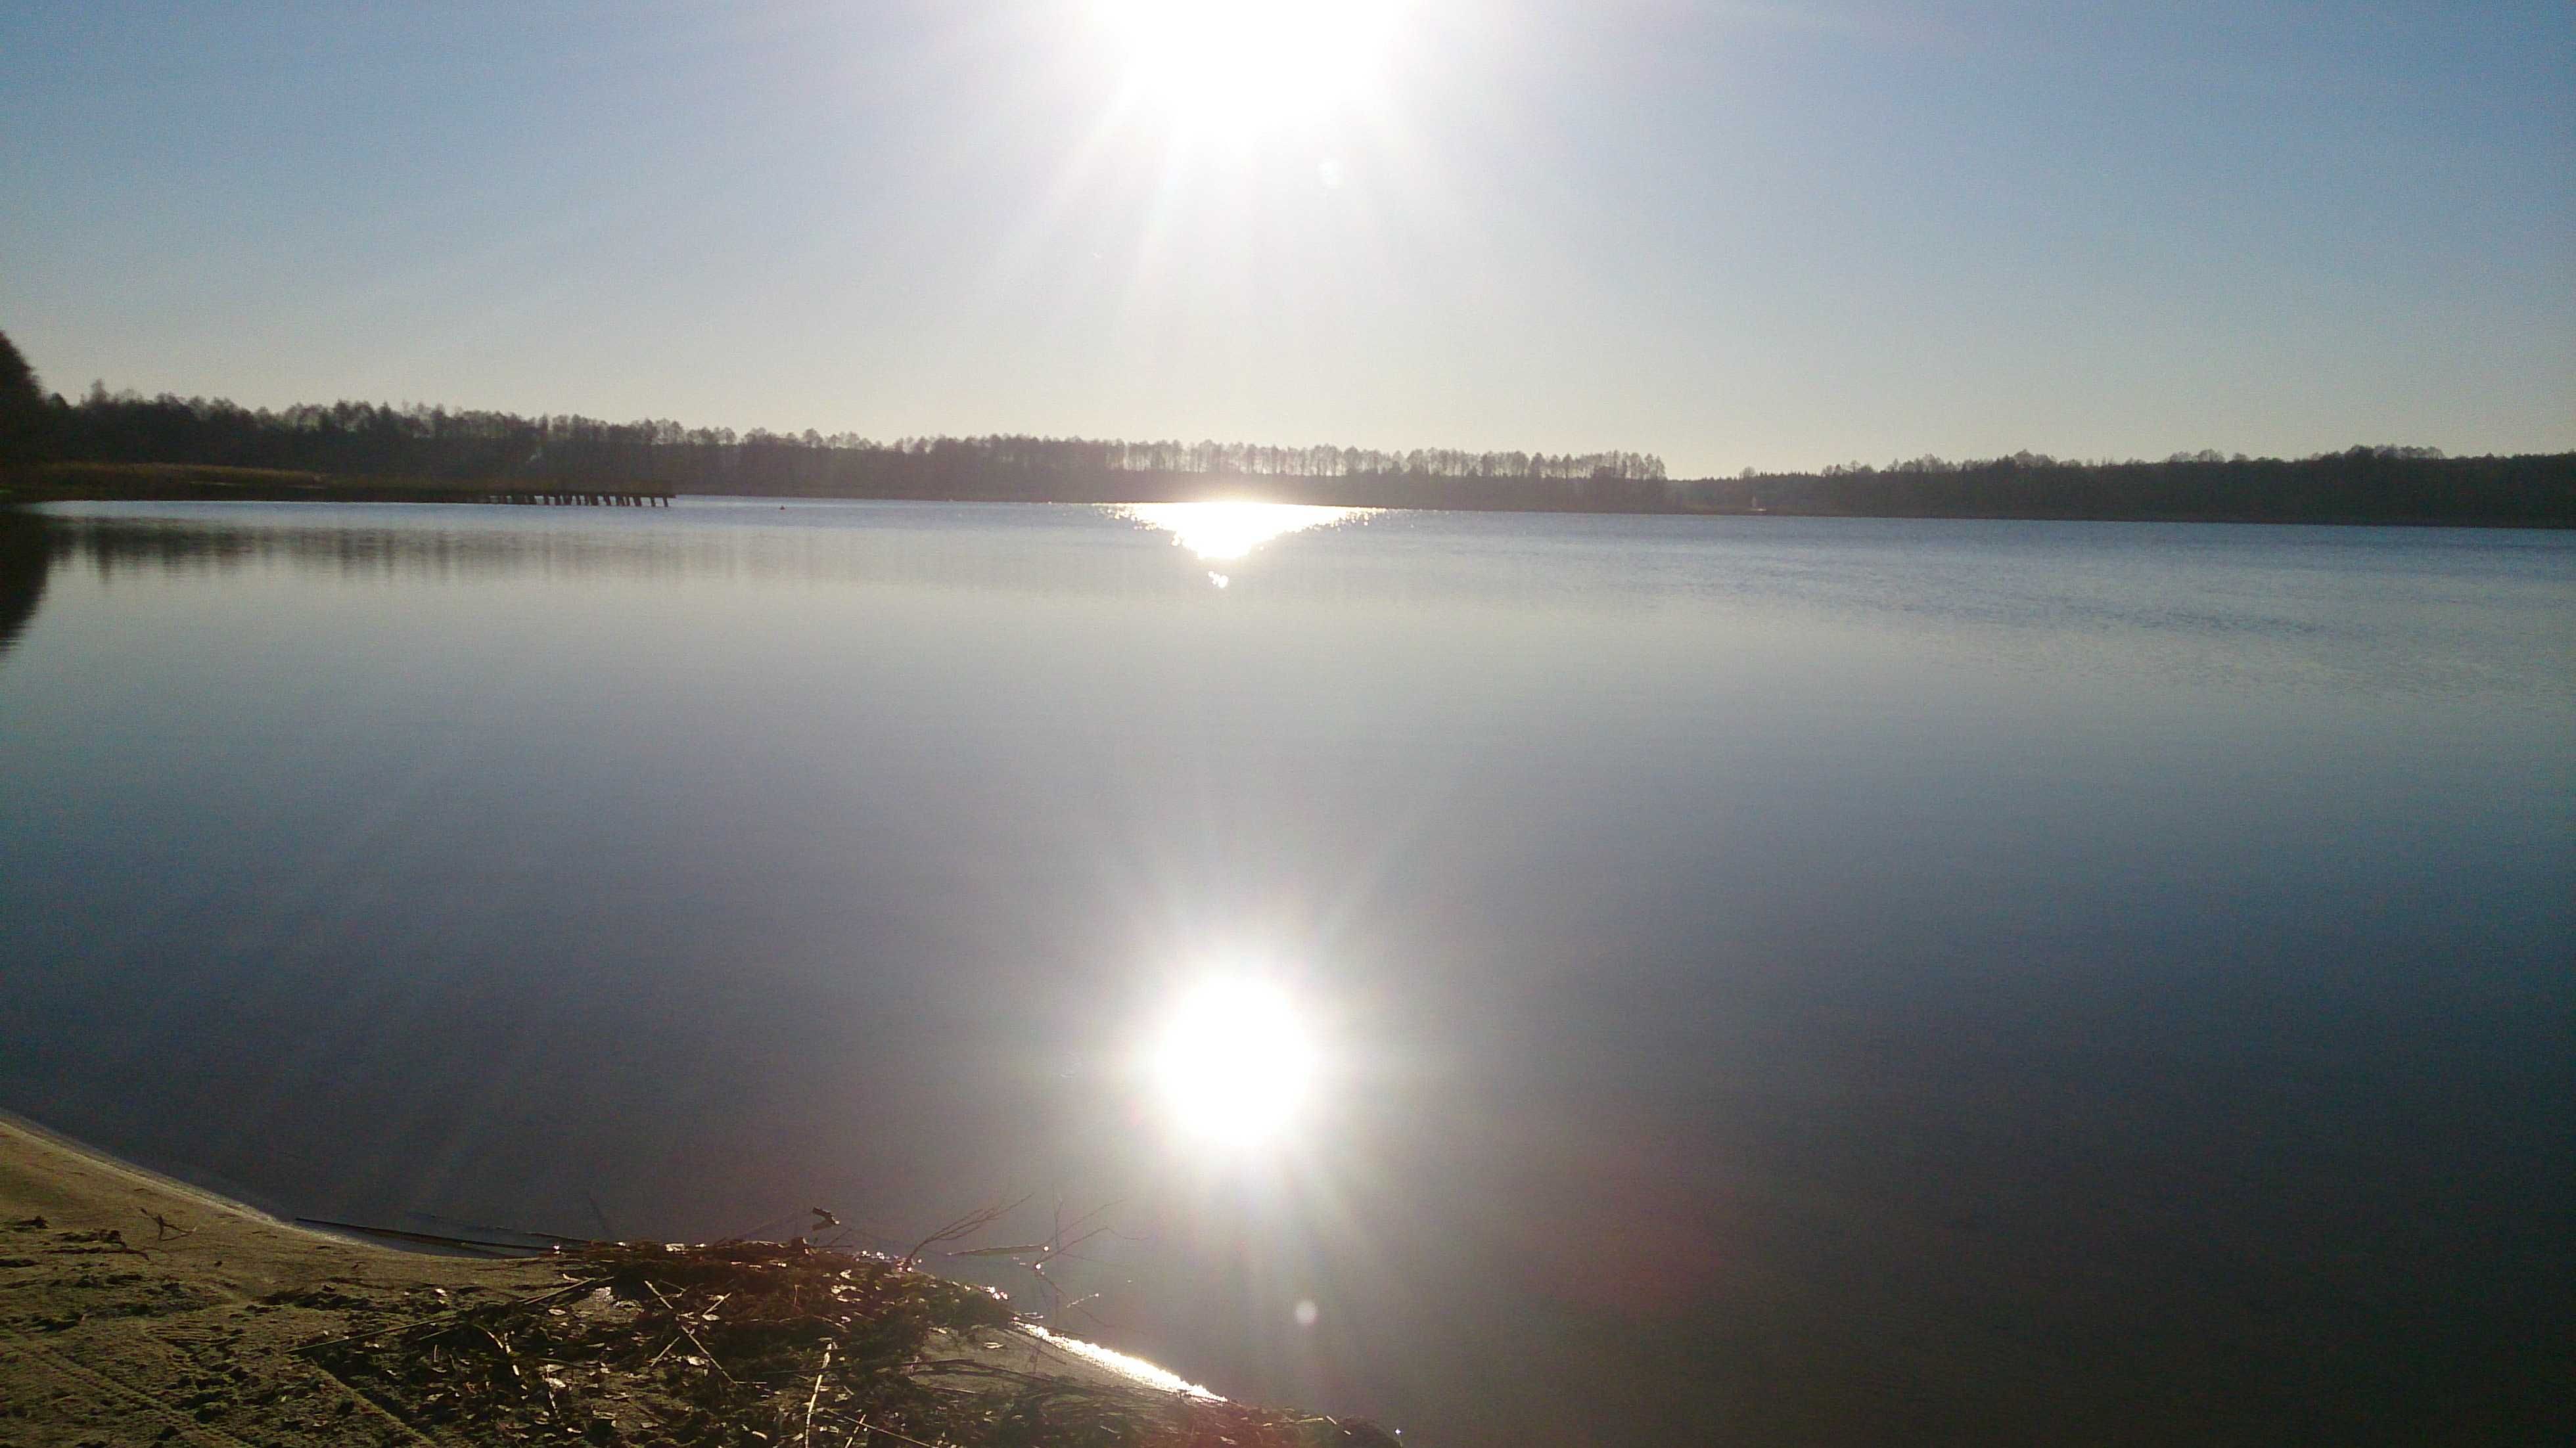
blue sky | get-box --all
[3,1,2567,474]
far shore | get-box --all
[7,455,2573,528]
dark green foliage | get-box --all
[0,330,51,468]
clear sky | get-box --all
[3,1,2568,476]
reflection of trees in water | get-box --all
[28,509,1620,609]
[32,511,1269,597]
[51,514,706,581]
[34,506,1790,617]
[47,512,1014,588]
[0,510,50,660]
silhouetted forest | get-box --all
[1691,448,2576,526]
[0,333,49,472]
[1,329,2568,524]
[20,384,1670,510]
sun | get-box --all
[1148,978,1320,1149]
[1094,0,1412,135]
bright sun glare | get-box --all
[1150,978,1319,1148]
[1118,501,1369,562]
[1095,0,1409,131]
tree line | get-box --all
[1690,447,2573,526]
[16,380,1670,509]
[2,330,2567,523]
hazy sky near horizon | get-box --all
[3,1,2569,475]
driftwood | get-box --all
[303,1231,1400,1448]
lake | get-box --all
[1,500,2568,1445]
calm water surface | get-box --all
[1,501,2569,1445]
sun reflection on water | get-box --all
[1024,1326,1222,1401]
[1113,501,1374,568]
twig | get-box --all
[902,1195,1030,1269]
[137,1208,195,1241]
[801,1343,833,1446]
[845,1416,948,1448]
[294,1280,589,1355]
[643,1280,736,1384]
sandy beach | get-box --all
[0,1114,1390,1447]
[0,1109,551,1445]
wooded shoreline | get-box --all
[4,342,2569,527]
[6,451,2573,528]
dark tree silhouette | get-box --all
[0,330,51,469]
[37,386,1670,510]
[7,330,2568,524]
[1678,447,2573,526]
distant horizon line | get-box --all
[46,381,2573,484]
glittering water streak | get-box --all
[1111,501,1375,564]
